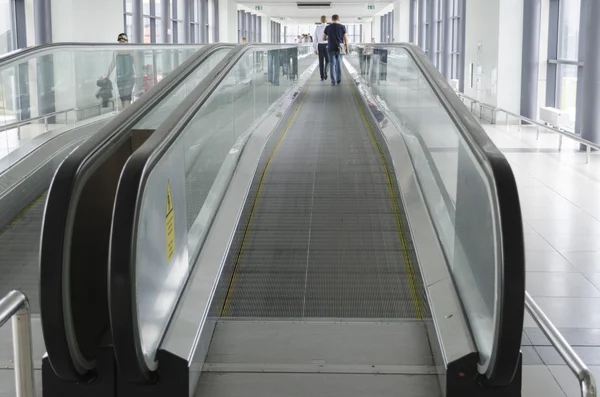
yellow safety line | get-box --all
[221,82,313,316]
[348,76,425,320]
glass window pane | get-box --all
[177,0,185,20]
[177,21,185,43]
[125,0,132,13]
[156,17,162,42]
[155,0,162,17]
[0,0,14,56]
[558,0,581,60]
[126,14,133,36]
[557,64,578,127]
[143,0,151,15]
[144,17,151,43]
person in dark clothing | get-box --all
[96,78,113,108]
[106,33,136,109]
[323,14,349,86]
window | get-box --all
[449,0,461,80]
[0,0,15,55]
[547,0,581,126]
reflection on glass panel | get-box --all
[347,45,501,370]
[557,64,577,127]
[125,14,133,37]
[0,0,13,56]
[144,17,152,43]
[558,0,580,60]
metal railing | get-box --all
[526,291,597,397]
[1,100,116,138]
[457,93,600,164]
[0,290,35,397]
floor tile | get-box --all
[524,327,551,346]
[526,273,600,298]
[561,252,600,274]
[534,297,600,328]
[521,365,566,397]
[547,365,597,397]
[521,346,544,365]
[525,251,579,273]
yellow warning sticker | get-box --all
[166,181,175,263]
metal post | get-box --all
[0,291,35,397]
[520,0,541,119]
[518,118,522,131]
[586,145,591,164]
[536,125,540,140]
[558,134,563,151]
[506,112,509,125]
[162,0,170,43]
[12,308,34,397]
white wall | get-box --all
[51,0,123,43]
[464,0,523,114]
[218,0,238,42]
[497,0,523,114]
[362,21,372,42]
[372,14,381,42]
[393,0,410,43]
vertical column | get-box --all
[382,14,388,42]
[393,0,409,43]
[427,0,435,63]
[162,0,171,43]
[579,0,600,143]
[458,0,466,92]
[132,0,143,43]
[245,12,251,40]
[212,0,219,41]
[252,14,257,42]
[418,0,426,48]
[257,16,262,42]
[441,0,451,78]
[409,0,415,43]
[575,0,588,136]
[391,10,394,41]
[238,10,243,42]
[34,0,52,44]
[520,0,541,119]
[183,0,192,43]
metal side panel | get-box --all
[344,59,477,390]
[159,61,318,395]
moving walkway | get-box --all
[34,43,525,396]
[0,42,213,310]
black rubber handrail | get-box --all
[109,43,299,383]
[380,43,525,386]
[39,43,234,382]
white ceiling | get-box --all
[237,0,393,24]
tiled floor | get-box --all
[482,121,600,396]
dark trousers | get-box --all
[317,44,329,79]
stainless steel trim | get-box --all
[0,291,35,397]
[458,93,600,163]
[525,292,597,397]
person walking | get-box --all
[323,14,349,86]
[313,15,329,81]
[106,33,136,109]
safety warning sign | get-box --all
[166,180,175,263]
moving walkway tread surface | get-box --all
[197,67,440,397]
[221,68,429,319]
[0,193,46,312]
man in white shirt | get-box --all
[313,15,329,81]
